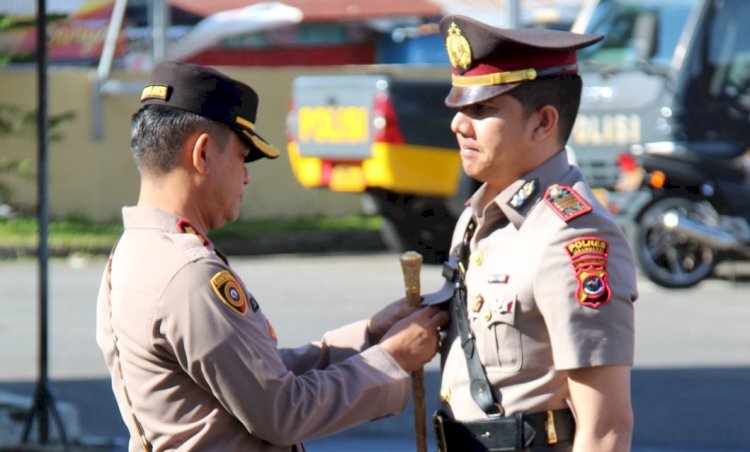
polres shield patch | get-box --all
[565,237,612,308]
[210,270,249,316]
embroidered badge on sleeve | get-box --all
[565,237,612,308]
[544,184,592,222]
[210,270,249,316]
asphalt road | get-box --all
[1,252,749,451]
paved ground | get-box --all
[1,252,749,451]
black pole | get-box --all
[21,0,69,446]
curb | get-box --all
[0,230,388,259]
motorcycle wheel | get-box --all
[635,196,716,288]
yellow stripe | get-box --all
[452,68,537,87]
[239,130,280,158]
[235,116,256,131]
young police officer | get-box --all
[95,62,449,451]
[432,16,637,452]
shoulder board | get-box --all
[177,218,212,249]
[543,184,592,222]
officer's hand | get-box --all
[379,307,450,372]
[366,299,415,344]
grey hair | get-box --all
[130,105,230,175]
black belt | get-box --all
[434,408,575,452]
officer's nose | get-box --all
[451,110,471,138]
[243,165,251,185]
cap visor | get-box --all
[445,83,522,108]
[240,129,281,162]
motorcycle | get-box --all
[612,141,750,288]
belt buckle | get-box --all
[433,412,448,452]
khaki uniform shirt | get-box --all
[439,150,637,421]
[96,207,409,451]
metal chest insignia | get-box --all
[565,237,612,308]
[543,184,592,222]
[508,179,538,210]
[210,270,250,316]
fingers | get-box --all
[410,306,450,328]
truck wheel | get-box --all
[371,190,456,264]
[635,196,716,288]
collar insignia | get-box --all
[177,219,211,249]
[508,179,538,209]
[446,22,473,73]
[543,184,592,222]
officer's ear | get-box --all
[189,132,211,174]
[530,105,559,143]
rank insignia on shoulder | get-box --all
[177,219,211,249]
[210,270,251,316]
[543,184,592,222]
[508,179,538,209]
[565,237,611,308]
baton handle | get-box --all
[399,251,427,452]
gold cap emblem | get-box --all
[446,22,472,73]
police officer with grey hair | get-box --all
[430,16,637,451]
[95,61,449,451]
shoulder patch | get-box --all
[565,237,611,308]
[210,270,254,316]
[543,184,592,222]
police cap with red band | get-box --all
[439,15,603,108]
[139,61,280,162]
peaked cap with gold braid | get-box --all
[139,61,280,162]
[440,15,603,108]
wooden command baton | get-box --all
[399,251,427,452]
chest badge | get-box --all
[470,250,485,266]
[210,270,250,316]
[471,294,485,313]
[544,184,592,222]
[565,237,612,308]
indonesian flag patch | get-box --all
[210,270,249,316]
[565,237,612,308]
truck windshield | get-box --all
[578,0,702,69]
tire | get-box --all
[371,190,456,264]
[635,196,717,288]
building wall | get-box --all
[0,64,449,222]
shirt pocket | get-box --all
[473,287,522,372]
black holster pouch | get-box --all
[433,411,535,452]
[433,409,575,452]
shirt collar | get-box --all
[470,149,573,230]
[122,206,215,250]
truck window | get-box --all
[679,0,750,146]
[578,0,701,68]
